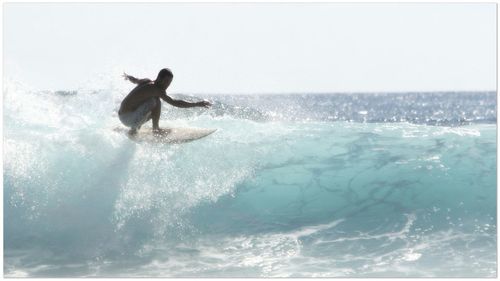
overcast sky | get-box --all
[3,3,497,93]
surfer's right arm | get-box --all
[160,93,212,108]
[122,73,152,85]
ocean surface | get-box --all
[3,83,497,277]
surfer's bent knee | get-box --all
[118,98,157,129]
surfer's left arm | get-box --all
[161,93,211,108]
[122,73,152,85]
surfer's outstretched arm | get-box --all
[122,73,152,85]
[161,93,211,108]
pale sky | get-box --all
[3,3,497,93]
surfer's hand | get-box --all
[200,100,212,108]
[122,72,130,80]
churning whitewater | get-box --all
[3,81,497,277]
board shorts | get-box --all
[119,98,158,130]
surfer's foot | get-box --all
[152,128,168,136]
[128,128,138,136]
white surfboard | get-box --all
[114,127,217,143]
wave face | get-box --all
[3,84,497,277]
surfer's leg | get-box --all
[118,98,157,133]
[151,97,162,131]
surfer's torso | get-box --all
[119,83,164,114]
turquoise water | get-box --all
[3,86,497,277]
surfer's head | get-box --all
[155,68,173,89]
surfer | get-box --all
[118,68,211,135]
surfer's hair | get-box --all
[156,68,173,82]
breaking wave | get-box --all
[3,81,497,277]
